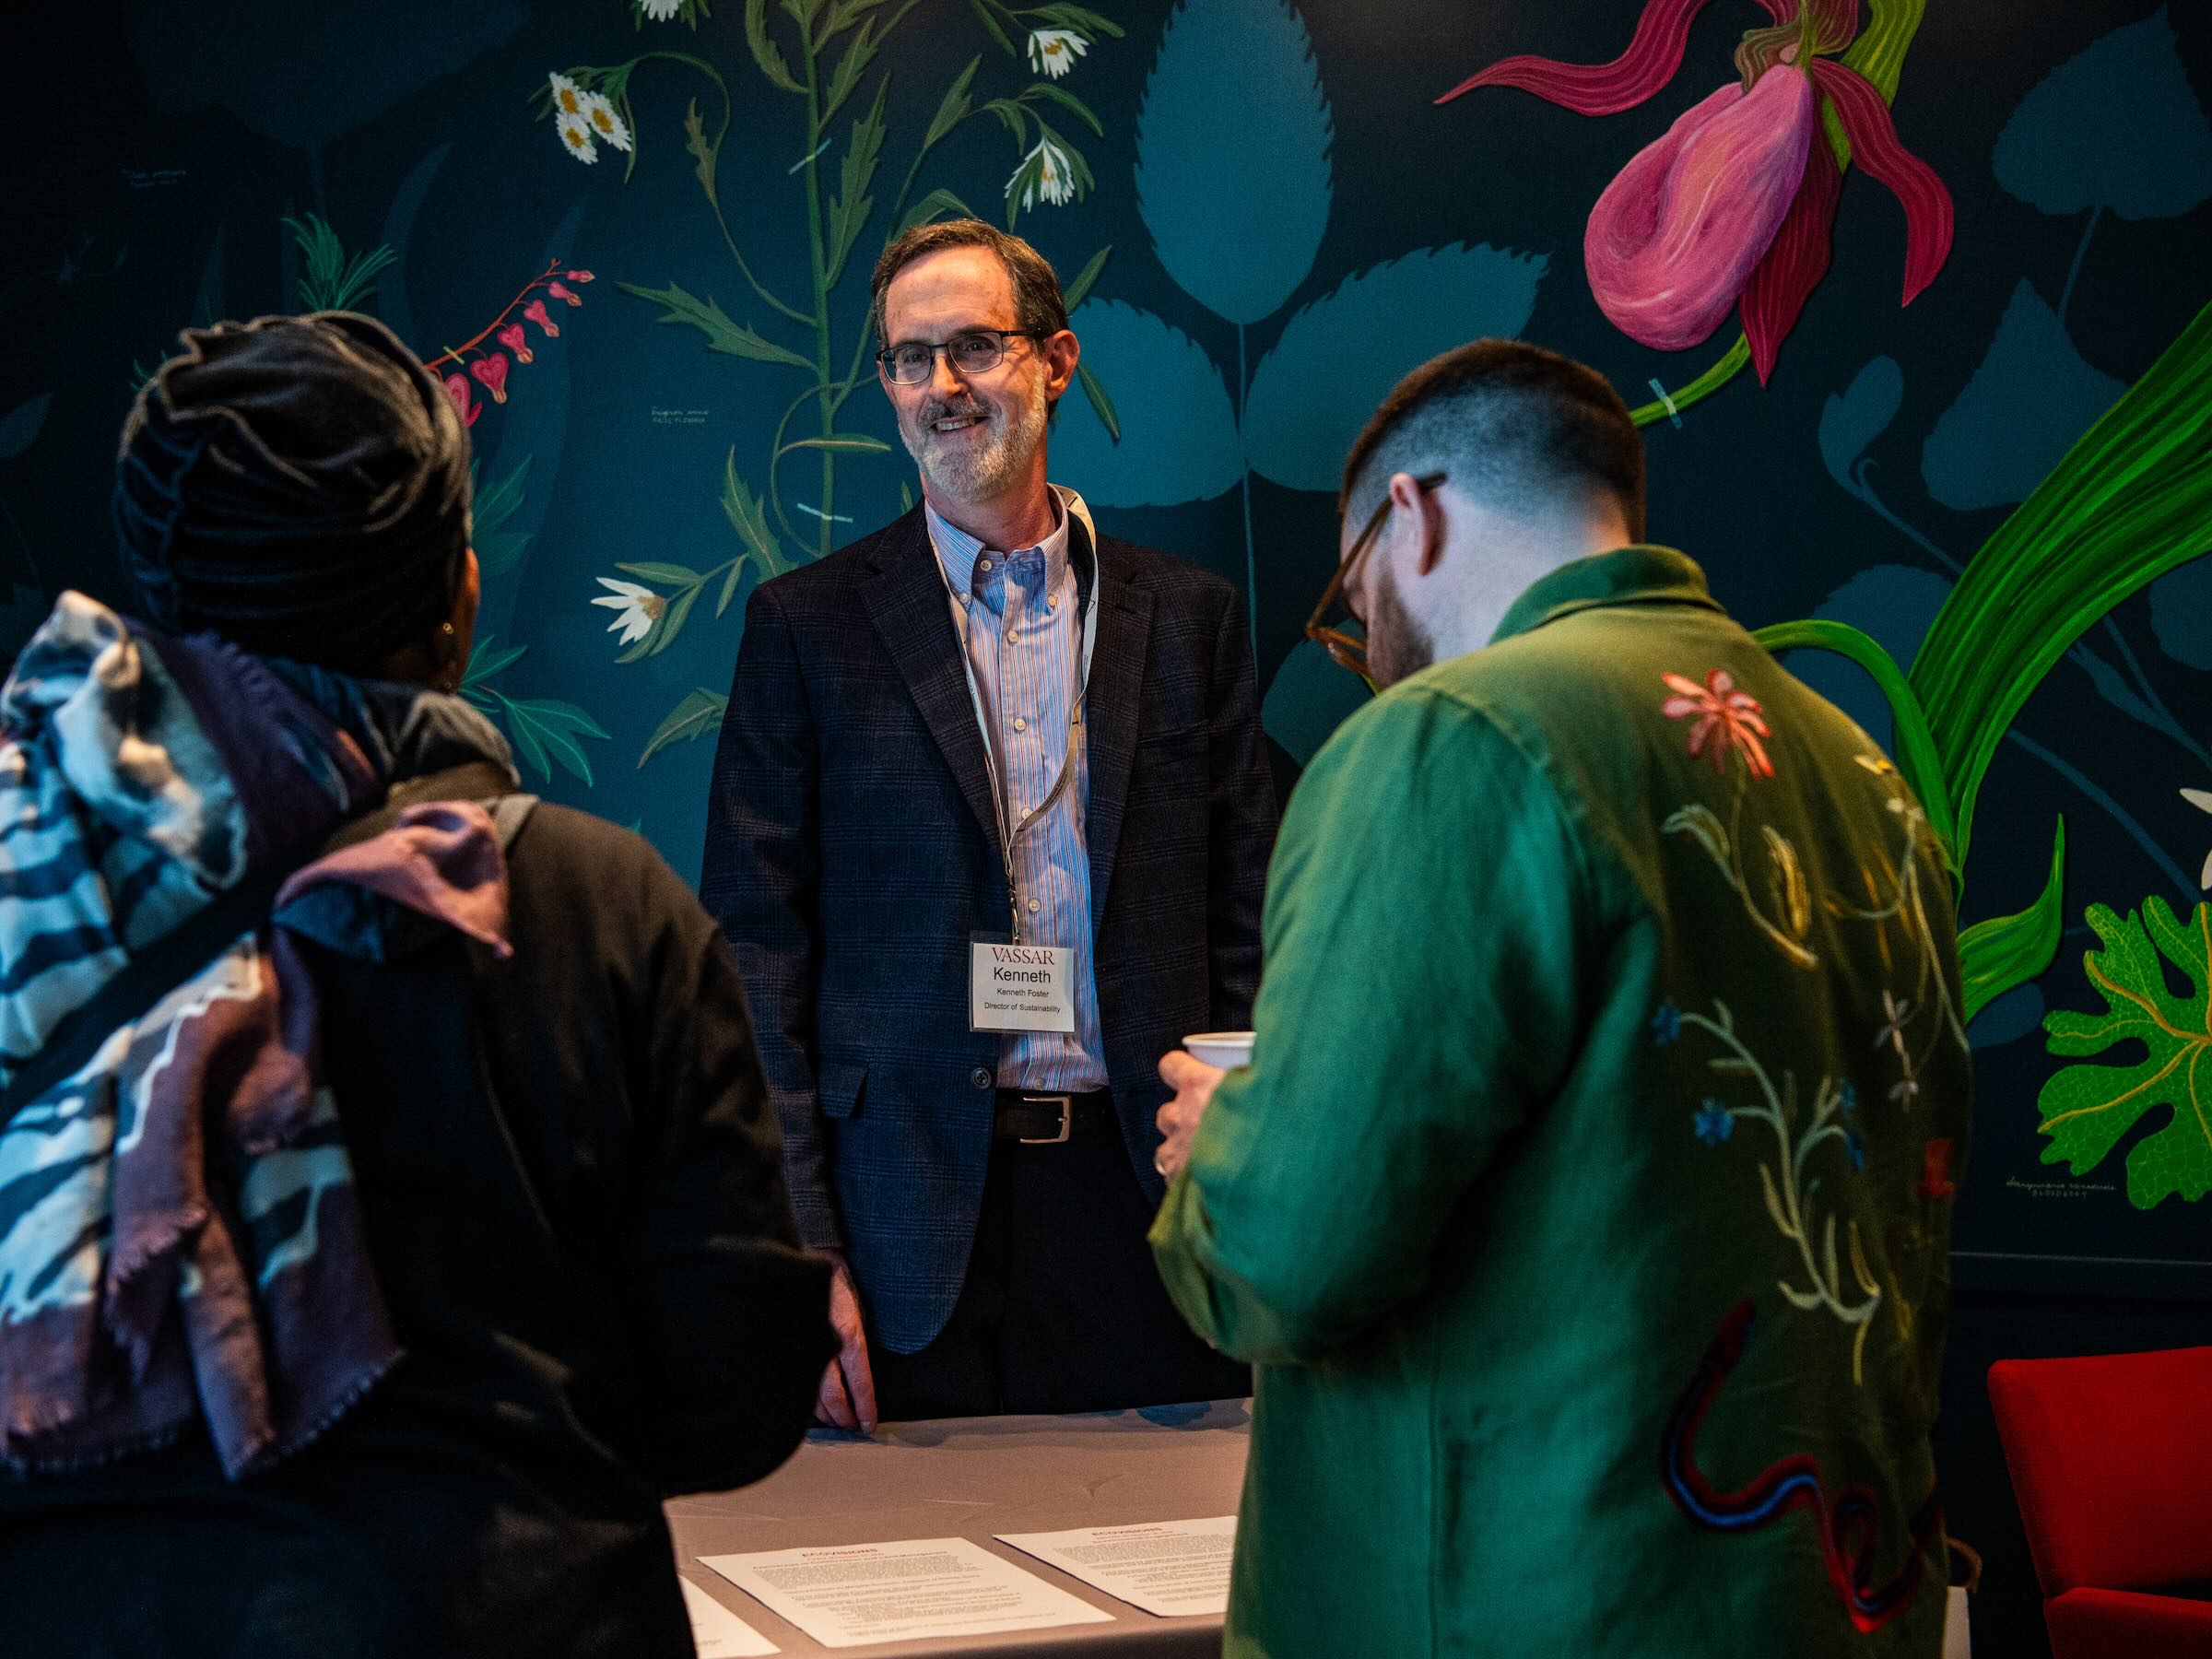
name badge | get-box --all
[971,939,1077,1033]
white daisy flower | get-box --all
[581,89,632,152]
[547,72,585,118]
[640,0,682,17]
[592,578,663,643]
[2183,786,2212,888]
[1009,137,1076,212]
[1026,28,1088,79]
[557,112,599,165]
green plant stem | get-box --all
[802,45,839,558]
[1630,335,1753,429]
[767,380,841,548]
[643,51,815,327]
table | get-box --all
[666,1399,1251,1658]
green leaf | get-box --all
[1061,244,1112,312]
[463,633,528,686]
[615,560,704,585]
[618,280,815,369]
[683,98,717,199]
[965,0,1015,56]
[717,557,749,616]
[1662,804,1732,873]
[924,57,982,152]
[745,0,806,91]
[1035,3,1123,38]
[778,433,893,455]
[500,696,611,786]
[1908,298,2212,869]
[826,78,890,289]
[470,456,535,577]
[1959,819,2066,1024]
[722,448,793,578]
[897,186,977,238]
[641,687,730,767]
[649,582,702,657]
[1754,618,1954,857]
[2038,895,2212,1207]
[1024,79,1102,136]
[1075,361,1119,443]
[821,19,880,124]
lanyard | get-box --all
[931,515,1100,945]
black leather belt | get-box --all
[993,1088,1116,1144]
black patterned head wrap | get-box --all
[114,312,472,673]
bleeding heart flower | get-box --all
[548,280,583,307]
[524,300,561,337]
[442,372,480,428]
[469,352,510,404]
[1439,0,1953,383]
[564,269,595,283]
[497,323,534,364]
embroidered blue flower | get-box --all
[1838,1082,1859,1116]
[1846,1130,1867,1171]
[1694,1100,1734,1146]
[1652,1001,1682,1046]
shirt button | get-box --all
[1013,716,1028,732]
[979,559,993,573]
[1027,898,1041,914]
[1046,597,1058,612]
[1006,628,1018,642]
[971,1065,993,1089]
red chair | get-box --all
[1989,1347,2212,1658]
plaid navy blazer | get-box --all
[700,505,1277,1353]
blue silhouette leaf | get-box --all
[1262,636,1371,766]
[1922,280,2125,512]
[1793,564,1951,753]
[1994,6,2212,220]
[0,394,51,461]
[2149,554,2212,670]
[376,141,453,347]
[1053,300,1241,507]
[1817,357,1902,491]
[1966,982,2047,1049]
[1135,0,1333,325]
[1243,244,1548,492]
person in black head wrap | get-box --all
[0,312,832,1659]
[112,310,478,688]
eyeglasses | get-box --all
[876,329,1047,385]
[1304,471,1446,686]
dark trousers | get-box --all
[868,1104,1248,1419]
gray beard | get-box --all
[1367,557,1438,689]
[900,378,1048,503]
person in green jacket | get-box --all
[1148,340,1971,1658]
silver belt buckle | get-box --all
[1018,1094,1073,1144]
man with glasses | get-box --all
[1149,340,1971,1656]
[702,220,1275,1427]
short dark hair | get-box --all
[870,218,1069,346]
[1340,339,1646,542]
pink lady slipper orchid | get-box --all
[523,299,561,337]
[1439,0,1953,382]
[441,372,481,428]
[496,323,534,364]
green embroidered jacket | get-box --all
[1151,547,1971,1657]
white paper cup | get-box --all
[1182,1030,1255,1069]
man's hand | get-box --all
[1154,1050,1226,1182]
[814,1250,878,1433]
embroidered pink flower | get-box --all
[1437,0,1954,383]
[1663,668,1774,778]
[523,299,561,337]
[547,280,583,307]
[441,372,481,428]
[468,352,510,405]
[496,323,534,364]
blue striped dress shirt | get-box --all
[924,487,1109,1092]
